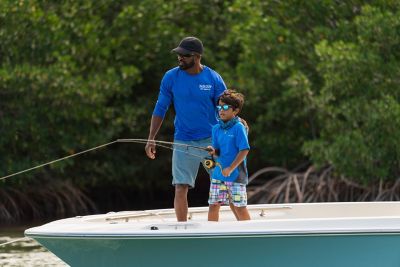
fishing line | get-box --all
[0,237,29,247]
[0,139,219,181]
[0,140,119,181]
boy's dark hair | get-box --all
[218,89,245,112]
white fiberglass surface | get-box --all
[25,202,400,237]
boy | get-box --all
[207,89,251,221]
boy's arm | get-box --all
[222,149,249,177]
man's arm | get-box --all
[145,115,164,159]
[238,117,249,133]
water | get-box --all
[0,228,68,267]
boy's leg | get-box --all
[208,179,229,221]
[228,182,251,221]
[208,204,221,221]
[229,202,239,220]
[233,206,251,221]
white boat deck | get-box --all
[25,202,400,238]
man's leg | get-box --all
[174,184,189,221]
[172,138,210,221]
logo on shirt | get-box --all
[199,84,212,91]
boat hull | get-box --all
[26,202,400,266]
[33,233,400,267]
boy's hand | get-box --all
[206,146,215,155]
[222,167,233,177]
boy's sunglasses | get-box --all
[216,104,233,111]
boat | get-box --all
[25,201,400,267]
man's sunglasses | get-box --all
[177,53,194,58]
[216,104,233,111]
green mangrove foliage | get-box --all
[1,0,399,200]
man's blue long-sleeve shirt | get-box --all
[153,66,227,141]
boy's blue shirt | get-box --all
[211,118,250,184]
[153,66,226,141]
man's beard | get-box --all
[178,58,195,70]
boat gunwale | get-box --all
[25,230,400,240]
[103,205,292,221]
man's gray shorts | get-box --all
[172,137,211,188]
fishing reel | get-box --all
[204,156,217,169]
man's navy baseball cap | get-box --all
[171,37,203,55]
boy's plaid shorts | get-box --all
[208,179,247,207]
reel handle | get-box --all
[204,158,216,169]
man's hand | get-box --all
[206,146,216,155]
[145,140,156,159]
[145,116,163,159]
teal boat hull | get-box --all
[26,202,400,266]
[33,233,400,267]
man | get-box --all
[145,36,227,221]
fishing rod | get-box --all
[0,139,218,181]
[117,139,219,170]
[116,139,212,152]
